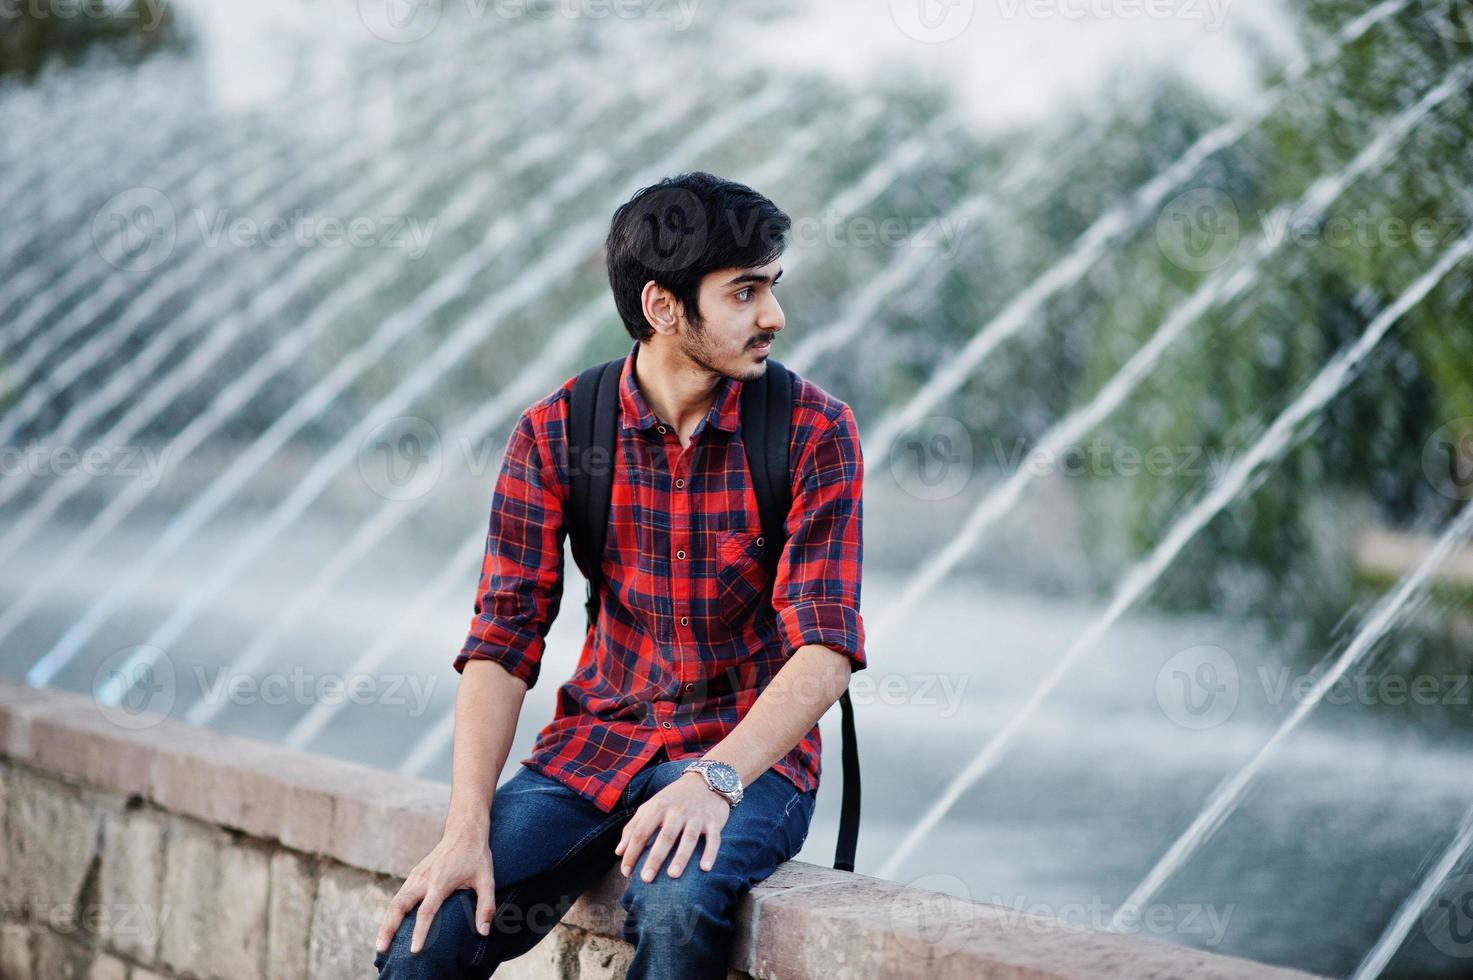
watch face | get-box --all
[707,763,740,793]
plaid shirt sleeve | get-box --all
[772,402,867,672]
[454,406,567,688]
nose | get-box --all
[759,292,784,334]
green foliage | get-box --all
[0,0,180,79]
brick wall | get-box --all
[0,680,1324,979]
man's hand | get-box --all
[615,769,731,881]
[375,825,497,955]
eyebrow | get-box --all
[724,268,783,288]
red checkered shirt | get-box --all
[456,341,866,812]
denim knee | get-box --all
[619,860,733,947]
[372,891,484,979]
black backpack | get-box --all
[565,356,861,873]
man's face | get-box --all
[677,258,785,382]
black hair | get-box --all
[604,171,791,342]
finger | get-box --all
[410,890,445,955]
[619,817,650,877]
[375,883,422,953]
[473,871,496,938]
[666,824,703,878]
[700,828,722,871]
[639,820,684,883]
[615,810,647,857]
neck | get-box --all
[633,340,722,438]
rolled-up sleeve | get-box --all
[454,407,566,688]
[772,404,866,672]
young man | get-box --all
[373,172,866,979]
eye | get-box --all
[736,288,753,302]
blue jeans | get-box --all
[373,751,817,979]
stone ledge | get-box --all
[0,679,1326,979]
[0,679,447,880]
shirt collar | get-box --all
[619,341,743,435]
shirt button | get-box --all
[657,424,667,434]
[675,478,685,489]
[662,721,673,729]
[756,536,765,547]
[676,549,686,560]
[680,616,689,627]
[685,683,694,691]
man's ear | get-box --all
[640,280,681,339]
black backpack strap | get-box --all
[740,360,862,874]
[832,688,860,872]
[740,358,792,580]
[567,358,623,630]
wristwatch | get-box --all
[683,759,744,807]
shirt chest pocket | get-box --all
[714,528,772,629]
